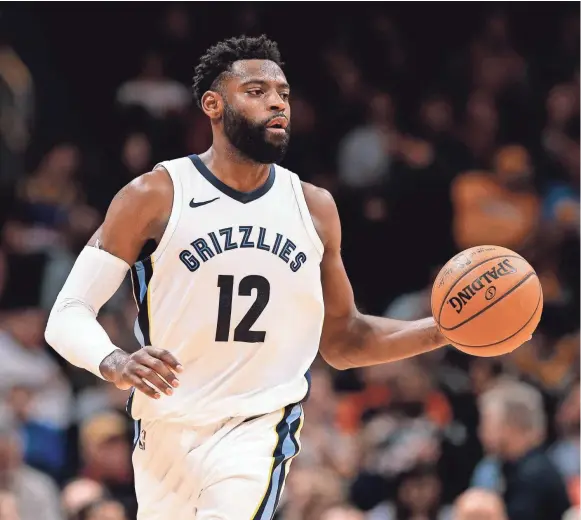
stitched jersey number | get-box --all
[215,275,270,342]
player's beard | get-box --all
[223,104,290,165]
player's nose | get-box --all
[267,92,286,112]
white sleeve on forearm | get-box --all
[45,246,131,379]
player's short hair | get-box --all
[479,379,546,434]
[192,34,283,108]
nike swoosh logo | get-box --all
[189,197,219,208]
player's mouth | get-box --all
[266,117,288,135]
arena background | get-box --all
[0,3,579,520]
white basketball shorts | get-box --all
[132,402,304,520]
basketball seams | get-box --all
[434,254,531,325]
[440,271,537,331]
[443,279,543,348]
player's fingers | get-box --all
[133,366,174,396]
[144,346,183,373]
[126,374,161,400]
[140,356,180,389]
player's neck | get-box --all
[199,145,271,194]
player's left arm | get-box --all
[303,183,448,370]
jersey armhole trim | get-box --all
[151,163,183,262]
[289,172,325,259]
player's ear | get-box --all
[201,91,223,120]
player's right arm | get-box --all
[45,169,182,400]
[303,183,448,370]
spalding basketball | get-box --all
[432,245,543,356]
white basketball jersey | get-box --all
[126,155,325,427]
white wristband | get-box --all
[45,246,130,378]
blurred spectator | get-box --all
[0,308,72,477]
[347,361,452,510]
[75,381,132,425]
[321,48,367,118]
[92,132,155,218]
[543,182,580,236]
[1,142,99,309]
[77,499,128,520]
[362,14,408,84]
[452,488,507,520]
[474,380,570,520]
[340,360,451,439]
[17,143,82,230]
[0,409,63,520]
[418,95,455,141]
[549,382,580,505]
[61,478,107,520]
[471,11,514,61]
[0,248,7,300]
[78,412,135,517]
[38,201,102,311]
[116,51,190,119]
[541,82,580,245]
[0,40,34,182]
[337,92,395,189]
[156,5,195,84]
[120,133,152,181]
[415,94,468,172]
[0,308,72,426]
[456,91,499,167]
[368,465,452,520]
[451,144,540,252]
[542,83,579,166]
[160,5,191,45]
[320,505,365,520]
[280,464,345,520]
[562,508,581,520]
[280,94,322,182]
[298,367,358,478]
[509,332,579,394]
[382,266,441,321]
[0,490,21,520]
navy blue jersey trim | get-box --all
[189,154,275,204]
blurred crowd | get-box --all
[0,4,579,520]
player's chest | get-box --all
[170,203,319,276]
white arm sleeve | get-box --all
[45,246,131,379]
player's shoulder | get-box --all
[300,181,336,212]
[117,167,173,207]
[300,181,340,249]
[106,167,173,229]
[272,163,335,211]
[130,167,172,196]
[272,164,340,246]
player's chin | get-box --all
[264,127,290,143]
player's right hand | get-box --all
[103,347,183,399]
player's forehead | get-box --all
[228,59,289,89]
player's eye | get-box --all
[247,89,263,97]
[280,92,290,101]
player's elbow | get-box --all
[44,298,86,348]
[319,347,353,371]
[318,332,355,371]
[44,308,61,348]
[44,322,57,352]
[319,314,361,370]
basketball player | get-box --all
[45,35,450,519]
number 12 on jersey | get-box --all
[215,275,270,343]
